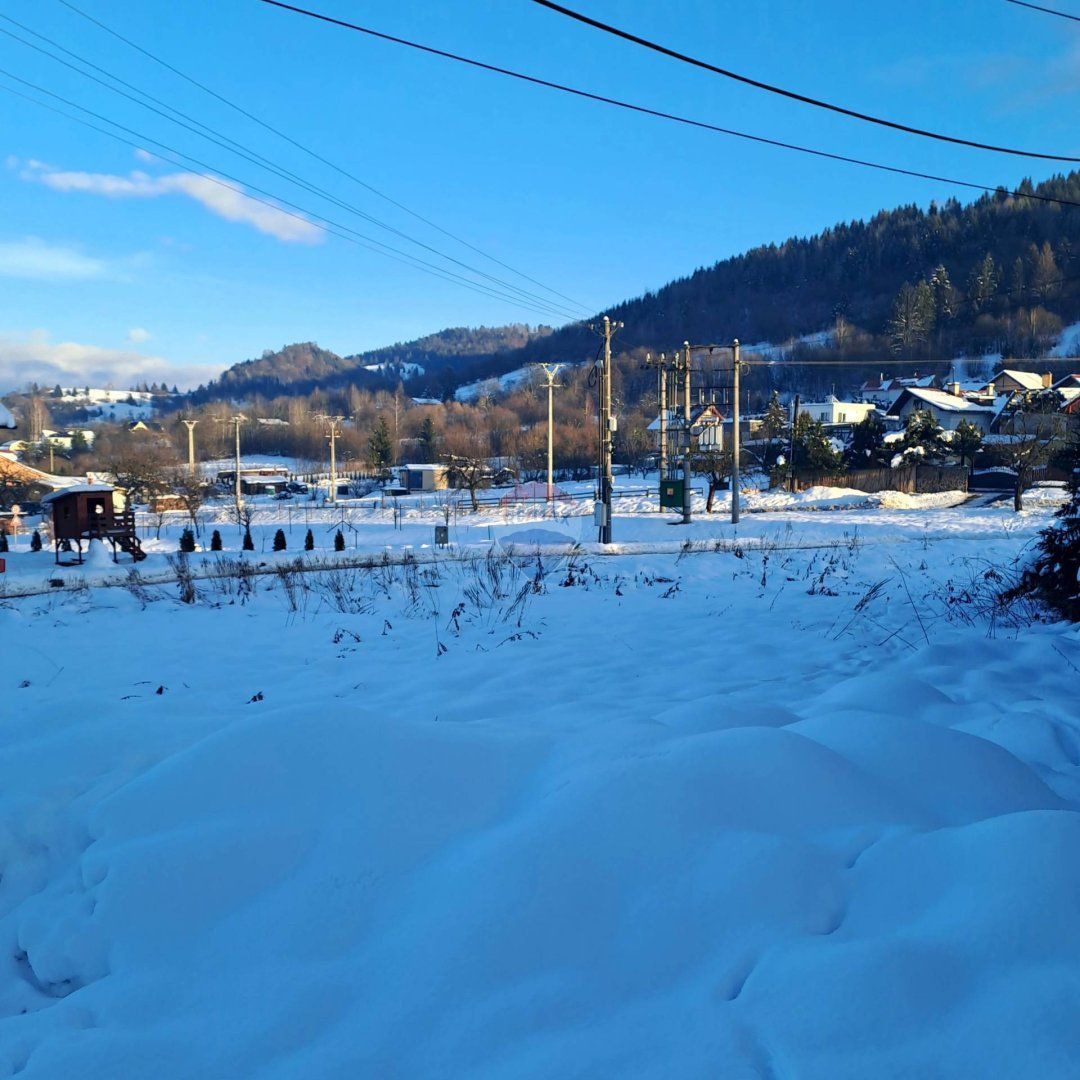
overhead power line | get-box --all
[258,0,1080,214]
[1005,0,1080,22]
[51,0,589,315]
[0,70,582,322]
[0,15,586,321]
[529,0,1080,163]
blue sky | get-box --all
[0,0,1077,390]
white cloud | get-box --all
[18,160,323,244]
[0,331,218,393]
[127,327,151,344]
[0,238,108,282]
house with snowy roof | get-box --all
[886,387,998,433]
[986,369,1052,394]
[792,397,879,428]
[857,374,939,407]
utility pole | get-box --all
[318,415,345,504]
[789,394,801,494]
[681,341,692,526]
[537,364,563,503]
[181,418,198,478]
[218,414,247,519]
[592,315,621,544]
[731,339,742,525]
[657,354,668,481]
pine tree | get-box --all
[952,420,983,469]
[273,528,287,551]
[0,531,8,553]
[30,530,42,552]
[793,414,843,474]
[179,528,196,553]
[334,529,345,552]
[1009,436,1080,619]
[418,416,438,463]
[304,528,314,551]
[210,529,223,551]
[846,411,887,467]
[368,416,393,470]
[242,527,255,551]
[901,409,947,463]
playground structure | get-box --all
[42,484,146,565]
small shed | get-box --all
[42,483,145,564]
[397,464,450,492]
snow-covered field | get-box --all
[2,490,1078,1077]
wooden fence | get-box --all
[793,465,968,495]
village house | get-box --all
[216,466,290,495]
[857,374,938,407]
[886,387,998,433]
[984,369,1052,395]
[793,397,880,429]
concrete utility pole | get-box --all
[318,415,345,504]
[181,418,199,478]
[537,364,563,503]
[593,315,621,544]
[217,414,247,518]
[731,339,742,525]
[644,353,669,504]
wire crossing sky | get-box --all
[0,0,1078,390]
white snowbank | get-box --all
[2,525,1079,1077]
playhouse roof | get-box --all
[41,483,114,504]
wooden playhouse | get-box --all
[42,483,146,565]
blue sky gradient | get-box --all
[1,0,1078,389]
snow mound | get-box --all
[3,515,1080,1077]
[499,528,578,547]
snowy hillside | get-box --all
[362,361,425,378]
[51,388,165,421]
[1,491,1079,1076]
[1051,320,1080,358]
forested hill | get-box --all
[195,171,1080,404]
[501,171,1080,371]
[192,325,553,403]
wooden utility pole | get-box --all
[181,418,199,478]
[657,354,668,481]
[536,364,564,503]
[789,394,800,494]
[681,341,692,526]
[644,352,669,499]
[731,339,742,525]
[593,316,621,544]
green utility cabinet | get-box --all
[660,479,684,509]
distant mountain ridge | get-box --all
[194,325,554,403]
[196,170,1080,404]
